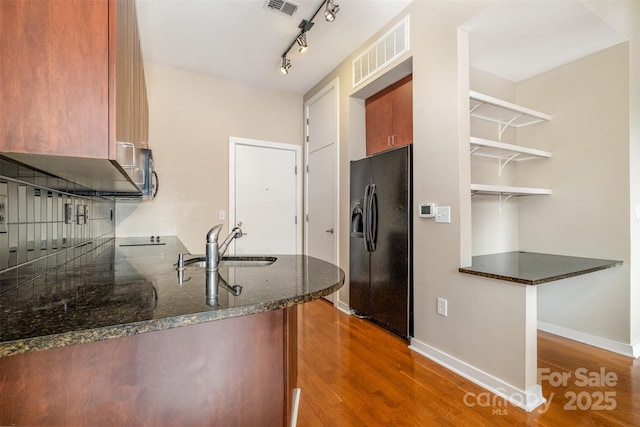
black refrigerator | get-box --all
[349,145,412,339]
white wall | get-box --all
[469,41,634,353]
[409,1,539,398]
[585,0,640,354]
[516,43,631,344]
[116,62,303,252]
[623,0,640,352]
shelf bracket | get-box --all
[498,154,519,176]
[497,114,523,141]
[498,192,516,212]
[470,146,481,156]
[502,193,516,203]
[469,102,483,115]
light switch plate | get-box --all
[437,297,448,316]
[435,206,451,223]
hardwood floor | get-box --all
[297,299,640,426]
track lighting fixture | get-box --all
[280,56,291,74]
[296,33,308,53]
[324,0,339,22]
[279,0,339,75]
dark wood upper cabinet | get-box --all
[114,0,149,156]
[0,0,109,158]
[365,74,413,156]
[0,0,149,192]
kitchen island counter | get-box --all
[459,251,622,285]
[0,236,344,357]
[0,236,344,426]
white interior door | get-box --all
[305,80,338,303]
[308,145,336,259]
[230,137,301,255]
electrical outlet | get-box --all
[437,297,448,317]
[219,210,226,221]
[64,203,73,224]
[0,194,7,233]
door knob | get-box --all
[325,228,334,234]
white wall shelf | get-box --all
[470,137,551,160]
[470,136,552,175]
[469,91,551,141]
[469,91,551,127]
[469,92,552,208]
[471,184,552,196]
[471,184,552,205]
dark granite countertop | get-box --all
[0,237,344,357]
[459,251,622,285]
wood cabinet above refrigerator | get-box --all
[365,74,413,156]
[0,0,149,193]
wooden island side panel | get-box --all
[0,307,297,427]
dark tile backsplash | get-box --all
[0,157,115,295]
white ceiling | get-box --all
[136,1,628,96]
[463,1,626,82]
[135,0,413,95]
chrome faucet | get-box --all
[219,222,243,259]
[206,270,242,307]
[205,222,243,271]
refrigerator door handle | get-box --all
[369,184,378,251]
[363,184,371,251]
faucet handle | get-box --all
[235,222,243,237]
[177,252,191,269]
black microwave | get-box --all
[139,148,158,199]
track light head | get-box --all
[324,0,339,22]
[296,33,308,53]
[280,56,291,75]
[279,0,339,75]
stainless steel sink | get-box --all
[219,256,277,267]
[180,256,276,269]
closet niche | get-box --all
[468,69,552,256]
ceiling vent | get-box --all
[264,0,299,17]
[353,16,410,88]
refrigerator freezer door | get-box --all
[363,184,372,252]
[368,184,378,251]
[349,157,371,316]
[369,146,411,337]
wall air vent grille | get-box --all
[353,16,410,88]
[264,0,299,17]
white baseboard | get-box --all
[409,338,546,412]
[336,299,352,315]
[289,388,300,427]
[537,321,639,358]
